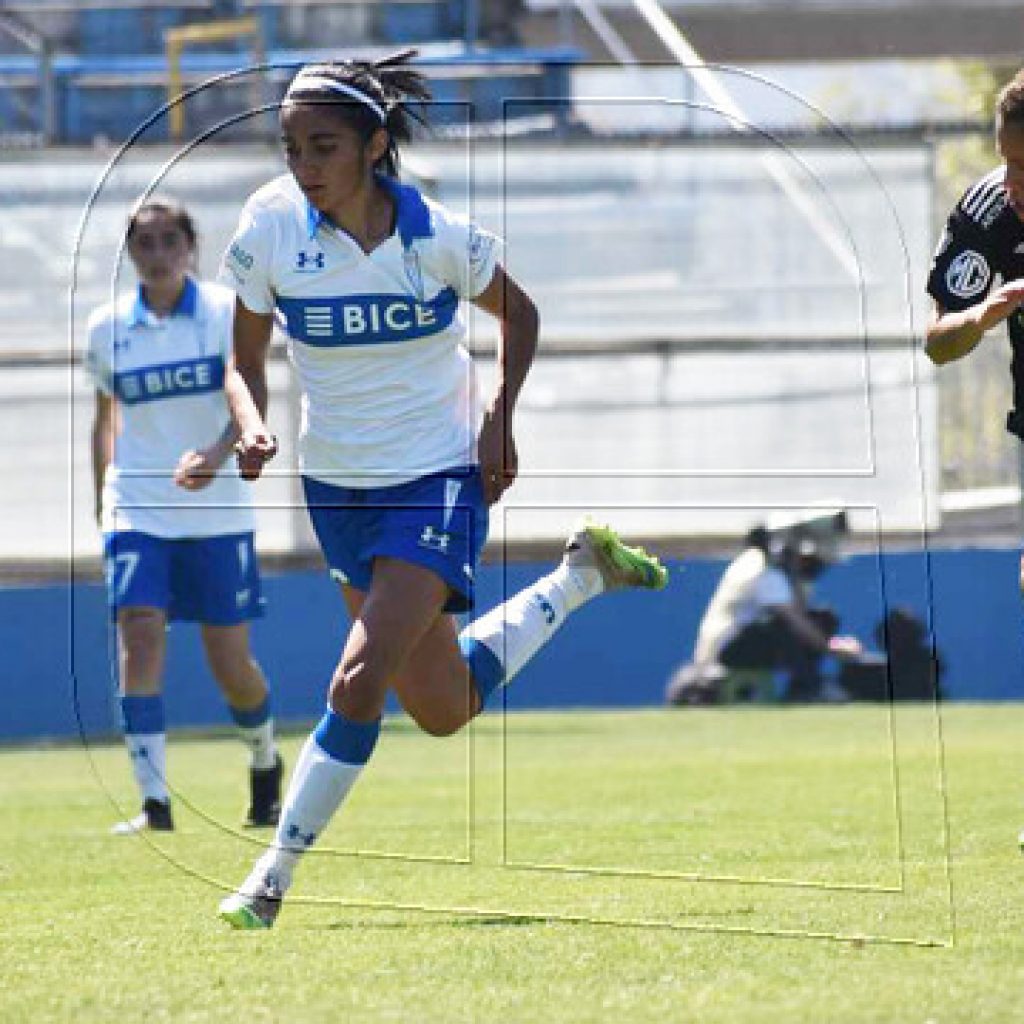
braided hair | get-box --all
[284,49,431,177]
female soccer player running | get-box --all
[216,52,667,928]
[87,197,282,834]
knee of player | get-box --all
[118,609,164,650]
[409,709,463,738]
[204,639,256,680]
[330,663,387,714]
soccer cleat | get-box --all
[218,872,284,930]
[245,754,283,828]
[563,519,669,592]
[111,797,174,835]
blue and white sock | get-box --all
[121,694,169,804]
[459,561,604,708]
[257,709,380,891]
[228,695,278,771]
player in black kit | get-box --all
[926,69,1024,852]
[927,70,1024,412]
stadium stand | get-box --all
[0,0,576,143]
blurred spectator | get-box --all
[840,607,944,701]
[666,512,866,705]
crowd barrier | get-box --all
[1,546,1020,742]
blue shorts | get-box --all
[303,467,489,614]
[102,531,265,625]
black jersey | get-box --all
[927,166,1024,436]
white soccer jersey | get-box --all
[219,174,501,487]
[84,278,255,538]
[692,547,794,667]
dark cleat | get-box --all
[111,797,174,835]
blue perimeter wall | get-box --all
[2,547,1021,742]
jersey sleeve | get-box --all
[204,282,237,362]
[83,307,114,395]
[219,198,276,315]
[926,185,1001,312]
[432,208,503,300]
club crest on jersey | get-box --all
[467,225,494,275]
[945,249,990,299]
[296,250,326,273]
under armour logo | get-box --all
[533,593,556,625]
[419,525,450,553]
[296,250,325,272]
[286,823,317,847]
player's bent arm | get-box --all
[225,298,274,434]
[472,267,539,502]
[925,301,989,365]
[224,299,278,481]
[926,281,1024,365]
[473,266,539,414]
[91,390,115,525]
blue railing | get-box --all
[0,44,580,142]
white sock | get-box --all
[125,732,168,804]
[462,561,604,688]
[256,733,366,891]
[238,718,277,771]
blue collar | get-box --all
[130,277,198,325]
[305,175,433,249]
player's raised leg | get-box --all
[458,519,668,709]
[392,520,668,733]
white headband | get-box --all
[285,74,387,122]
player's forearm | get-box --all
[90,421,113,520]
[925,306,988,365]
[491,290,539,416]
[225,362,268,435]
[205,419,242,468]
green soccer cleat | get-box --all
[563,519,669,592]
[218,873,283,930]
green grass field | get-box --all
[3,704,1023,1023]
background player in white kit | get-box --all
[87,197,282,833]
[215,52,667,929]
